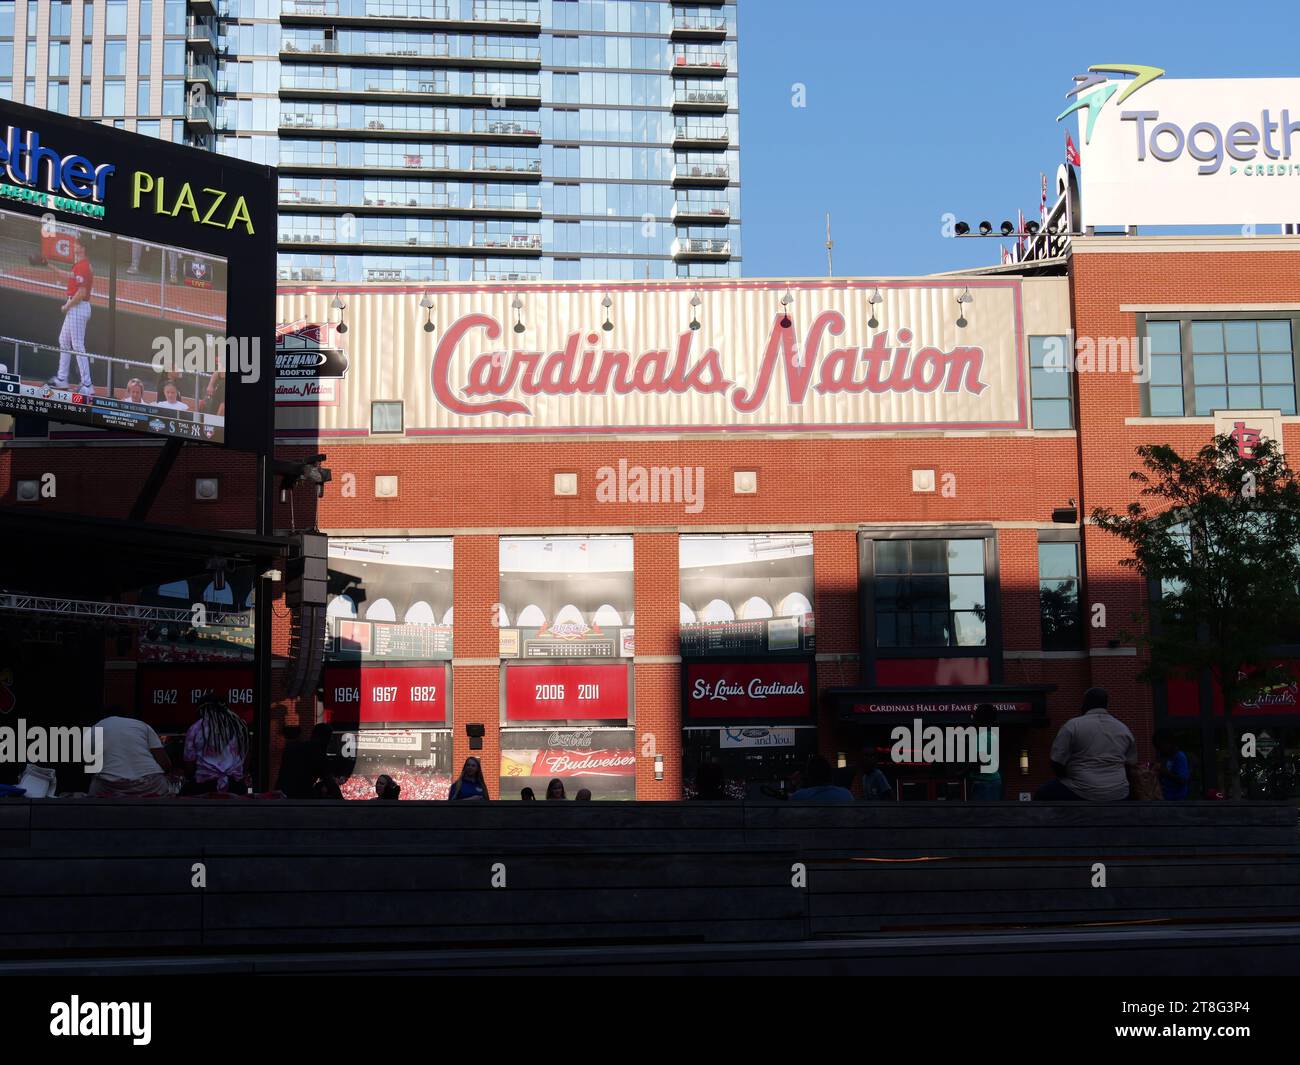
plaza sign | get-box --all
[1061,66,1300,227]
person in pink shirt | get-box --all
[182,697,250,795]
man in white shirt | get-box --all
[1034,687,1137,801]
[88,712,174,799]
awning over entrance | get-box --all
[827,683,1055,727]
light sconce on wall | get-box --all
[420,291,435,333]
[955,286,973,329]
[688,290,702,331]
[511,295,525,334]
[601,292,614,332]
[867,287,883,330]
[778,287,793,330]
[331,292,348,334]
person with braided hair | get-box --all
[181,696,251,796]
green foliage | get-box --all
[1092,433,1300,793]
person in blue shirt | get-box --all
[1153,729,1190,801]
[791,754,855,802]
[447,756,490,801]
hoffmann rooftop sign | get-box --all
[276,279,1067,435]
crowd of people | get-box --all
[87,697,251,799]
[338,766,450,802]
[679,688,1191,804]
[63,686,1192,803]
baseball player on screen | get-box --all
[47,233,95,396]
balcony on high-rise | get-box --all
[279,1,541,33]
[670,47,729,77]
[671,160,730,187]
[186,16,218,53]
[671,199,731,224]
[672,120,729,150]
[671,237,732,260]
[671,85,729,113]
[670,13,729,41]
[185,96,215,133]
[186,57,218,91]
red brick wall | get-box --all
[15,245,1292,797]
[1071,244,1300,766]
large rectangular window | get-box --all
[326,538,454,662]
[679,534,814,656]
[1143,316,1298,417]
[1038,540,1082,650]
[874,538,987,648]
[1029,335,1073,428]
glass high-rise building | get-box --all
[1,0,741,283]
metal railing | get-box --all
[673,237,731,256]
[471,156,542,173]
[672,200,730,219]
[674,122,729,141]
[671,48,728,69]
[472,117,540,135]
[672,14,728,33]
[281,1,452,18]
[472,232,542,249]
[673,88,729,105]
[472,1,540,25]
[672,163,730,181]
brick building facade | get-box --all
[4,246,1299,798]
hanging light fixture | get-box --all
[511,295,525,334]
[955,286,973,329]
[601,292,614,332]
[867,287,883,329]
[331,292,348,334]
[688,290,702,332]
[778,287,794,330]
[420,291,435,333]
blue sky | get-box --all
[736,0,1298,278]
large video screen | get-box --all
[0,208,229,441]
[0,98,276,451]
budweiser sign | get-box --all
[535,748,637,777]
[275,280,1053,434]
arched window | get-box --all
[679,602,697,624]
[158,580,188,600]
[778,592,813,617]
[440,606,453,626]
[327,594,357,619]
[492,603,509,628]
[738,596,774,620]
[592,604,622,627]
[554,603,585,627]
[365,597,396,622]
[698,598,735,623]
[516,604,546,628]
[404,601,436,624]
